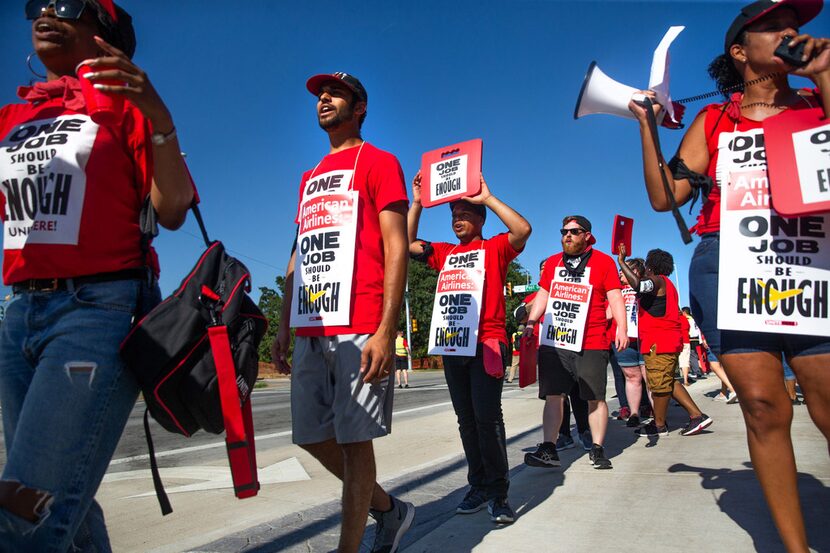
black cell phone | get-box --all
[774,36,807,67]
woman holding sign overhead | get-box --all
[408,171,531,525]
[0,1,193,549]
[629,0,829,549]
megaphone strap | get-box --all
[675,72,781,104]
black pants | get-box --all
[442,343,509,500]
[560,382,589,435]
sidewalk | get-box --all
[404,381,829,553]
[198,378,829,552]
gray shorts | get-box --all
[291,334,395,445]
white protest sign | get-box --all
[291,169,359,328]
[540,267,593,351]
[428,249,485,356]
[717,129,830,336]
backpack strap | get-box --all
[143,409,174,515]
[208,325,260,499]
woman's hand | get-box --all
[784,34,830,81]
[79,36,173,130]
[627,90,662,124]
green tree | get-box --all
[257,276,293,363]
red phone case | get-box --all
[611,215,634,255]
[420,139,483,208]
[764,107,830,216]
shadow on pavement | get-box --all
[669,462,830,553]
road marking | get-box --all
[109,387,527,466]
[103,457,310,497]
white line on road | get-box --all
[108,390,525,467]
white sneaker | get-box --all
[726,391,739,404]
[713,393,728,402]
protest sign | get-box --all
[717,129,830,336]
[428,248,485,356]
[420,139,482,208]
[539,267,593,351]
[764,107,830,216]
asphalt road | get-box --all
[0,370,476,470]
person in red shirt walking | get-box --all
[618,247,713,437]
[524,216,628,470]
[408,171,531,524]
[271,72,412,553]
[0,1,193,549]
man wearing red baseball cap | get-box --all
[271,72,413,553]
[524,216,628,470]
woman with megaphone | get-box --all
[628,1,829,551]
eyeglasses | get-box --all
[25,0,86,21]
[559,228,586,237]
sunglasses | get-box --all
[559,228,587,236]
[25,0,86,20]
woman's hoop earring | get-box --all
[27,52,47,80]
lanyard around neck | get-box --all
[308,141,366,191]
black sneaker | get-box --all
[636,422,669,437]
[369,496,415,553]
[681,414,713,436]
[588,444,612,469]
[625,414,641,428]
[524,442,560,467]
[455,488,487,514]
[488,497,515,524]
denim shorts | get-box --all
[614,341,644,367]
[690,232,830,359]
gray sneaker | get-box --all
[369,496,415,553]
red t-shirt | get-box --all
[294,142,407,337]
[695,91,820,235]
[427,233,521,346]
[638,276,683,354]
[0,77,165,283]
[524,291,540,340]
[538,248,622,350]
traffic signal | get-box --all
[411,318,418,332]
[506,282,513,296]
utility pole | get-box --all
[404,280,413,371]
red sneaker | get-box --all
[617,406,631,421]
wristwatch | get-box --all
[151,126,177,146]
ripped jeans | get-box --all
[0,278,160,552]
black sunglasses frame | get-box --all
[559,228,587,237]
[25,0,87,21]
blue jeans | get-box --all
[0,278,160,552]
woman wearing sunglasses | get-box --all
[0,1,193,550]
[628,0,829,550]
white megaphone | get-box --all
[574,26,685,124]
[573,61,645,120]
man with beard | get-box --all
[524,216,628,469]
[271,72,413,553]
[408,172,531,524]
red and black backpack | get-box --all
[120,203,267,514]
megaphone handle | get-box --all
[642,98,693,245]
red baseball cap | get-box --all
[724,0,823,52]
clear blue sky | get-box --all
[1,1,827,307]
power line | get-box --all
[176,229,284,272]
